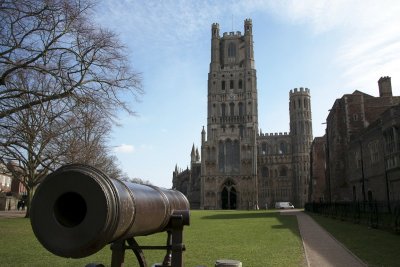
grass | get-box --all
[309,213,400,267]
[0,210,305,267]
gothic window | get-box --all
[233,140,240,172]
[293,101,296,110]
[369,141,379,164]
[279,142,286,154]
[239,79,243,89]
[218,141,225,172]
[279,166,287,177]
[384,128,395,154]
[221,103,226,117]
[239,125,244,138]
[228,42,236,58]
[221,80,226,90]
[261,167,268,177]
[298,99,301,109]
[230,80,234,89]
[229,102,234,116]
[238,102,244,116]
[261,143,267,155]
[304,98,308,109]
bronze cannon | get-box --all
[30,164,190,267]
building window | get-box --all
[238,102,244,116]
[354,150,361,168]
[279,142,286,154]
[369,141,379,164]
[221,80,225,90]
[238,79,243,89]
[239,125,244,138]
[261,167,268,177]
[230,80,234,89]
[261,143,267,155]
[221,103,226,117]
[279,166,287,177]
[228,42,236,57]
[229,102,234,116]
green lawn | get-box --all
[309,213,400,267]
[0,210,305,267]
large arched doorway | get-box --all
[221,180,237,209]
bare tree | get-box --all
[57,103,125,179]
[0,0,142,119]
[0,94,69,217]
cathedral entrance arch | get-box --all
[221,180,237,209]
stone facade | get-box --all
[347,103,400,204]
[309,136,327,202]
[322,77,400,202]
[172,19,313,209]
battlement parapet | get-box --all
[258,132,290,138]
[223,31,242,37]
[290,87,310,95]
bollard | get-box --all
[215,259,242,267]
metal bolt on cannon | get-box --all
[30,164,190,267]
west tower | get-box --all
[201,19,259,209]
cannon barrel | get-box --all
[30,164,190,259]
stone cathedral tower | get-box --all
[172,19,313,209]
[200,19,259,209]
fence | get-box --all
[305,201,400,234]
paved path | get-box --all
[282,210,366,267]
[0,210,26,218]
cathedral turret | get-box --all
[244,18,254,68]
[210,23,220,72]
[290,87,313,207]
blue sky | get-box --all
[93,0,400,188]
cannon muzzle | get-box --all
[30,164,189,259]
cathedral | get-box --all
[172,19,313,209]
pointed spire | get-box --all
[191,143,196,163]
[195,148,200,162]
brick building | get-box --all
[320,77,400,202]
[309,136,327,202]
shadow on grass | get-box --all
[200,210,303,243]
[201,211,279,220]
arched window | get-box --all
[221,80,225,90]
[228,42,236,57]
[218,141,225,172]
[261,167,269,178]
[229,102,234,116]
[239,125,244,138]
[238,102,244,116]
[221,103,226,117]
[261,143,267,155]
[238,79,243,89]
[279,142,286,154]
[279,166,287,177]
[230,80,234,89]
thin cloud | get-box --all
[114,144,135,153]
